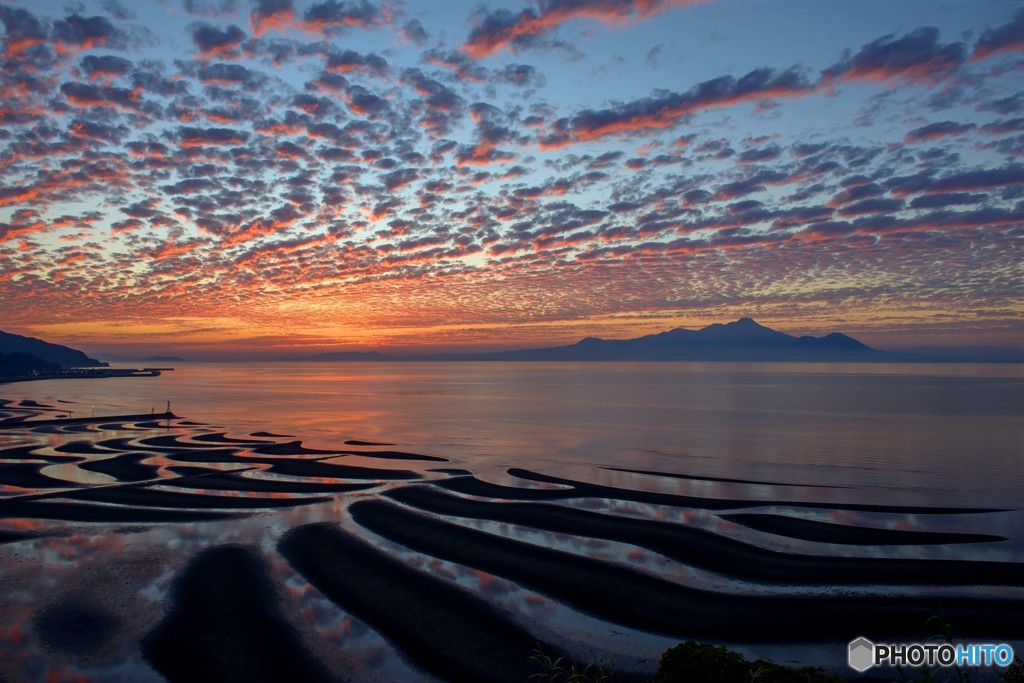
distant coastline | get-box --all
[278,319,1024,364]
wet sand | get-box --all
[164,468,381,494]
[0,412,176,429]
[1,403,1020,682]
[144,545,339,683]
[508,468,1010,514]
[64,485,333,510]
[78,452,162,482]
[0,462,83,489]
[722,512,1007,546]
[351,499,1024,641]
[340,449,449,463]
[0,499,237,523]
[386,485,1024,587]
[281,522,563,683]
[602,465,850,488]
[269,459,421,481]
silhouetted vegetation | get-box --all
[649,642,847,683]
[0,351,60,378]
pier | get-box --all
[0,367,174,384]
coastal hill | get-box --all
[291,318,991,363]
[431,318,882,362]
[0,330,106,368]
[0,352,61,378]
[293,319,1021,363]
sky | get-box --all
[0,0,1022,359]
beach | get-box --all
[0,363,1022,682]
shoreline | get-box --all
[0,411,177,429]
[0,398,1020,682]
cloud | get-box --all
[540,67,812,147]
[60,81,150,113]
[823,27,966,85]
[183,0,242,17]
[325,49,389,77]
[249,0,295,36]
[189,22,247,58]
[52,13,129,54]
[904,120,977,143]
[178,126,250,147]
[738,145,781,164]
[890,164,1024,196]
[908,192,987,209]
[0,5,49,58]
[195,61,267,88]
[398,18,428,45]
[499,63,544,88]
[301,0,385,35]
[249,0,385,36]
[423,49,488,82]
[462,0,701,58]
[971,8,1024,62]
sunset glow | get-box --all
[1,0,1022,358]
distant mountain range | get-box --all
[2,322,1020,370]
[0,330,106,369]
[288,318,1023,363]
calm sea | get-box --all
[8,360,1023,507]
[3,361,1022,682]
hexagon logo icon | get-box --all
[848,637,875,672]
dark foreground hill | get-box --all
[0,330,106,368]
[0,352,61,378]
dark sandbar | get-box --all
[164,467,379,494]
[160,451,279,465]
[341,449,448,463]
[722,513,1007,546]
[281,522,559,683]
[251,431,292,438]
[78,453,162,482]
[387,485,1024,588]
[139,435,234,450]
[19,400,54,408]
[509,468,1010,514]
[270,460,420,481]
[0,499,236,523]
[602,466,848,488]
[143,545,338,683]
[252,441,345,456]
[64,485,332,510]
[1,444,82,463]
[436,475,573,501]
[95,421,158,432]
[344,439,395,446]
[0,462,81,489]
[55,440,119,455]
[97,438,252,465]
[0,528,39,544]
[190,433,273,445]
[34,602,122,657]
[352,499,1024,641]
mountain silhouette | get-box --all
[0,330,106,368]
[287,318,905,362]
[445,318,881,361]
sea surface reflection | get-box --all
[0,362,1021,681]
